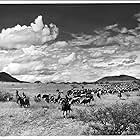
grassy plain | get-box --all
[0,82,139,136]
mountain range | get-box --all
[0,72,139,84]
[0,72,27,83]
[96,74,139,83]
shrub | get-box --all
[125,92,131,98]
[76,102,140,135]
[74,108,94,123]
[0,91,13,102]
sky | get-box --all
[1,4,140,82]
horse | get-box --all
[15,91,30,108]
[22,92,26,98]
[97,91,101,99]
[16,91,21,104]
[23,97,30,108]
[61,98,72,118]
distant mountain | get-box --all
[0,72,27,83]
[34,81,42,84]
[96,75,139,83]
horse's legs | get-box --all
[17,99,19,104]
[63,111,65,118]
[65,111,67,118]
[63,111,67,118]
[64,111,66,118]
[69,107,72,114]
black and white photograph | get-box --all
[1,2,140,136]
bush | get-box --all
[74,108,94,123]
[125,92,131,98]
[75,102,140,135]
[0,91,13,102]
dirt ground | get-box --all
[0,82,140,136]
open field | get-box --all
[0,82,140,136]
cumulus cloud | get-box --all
[30,16,44,32]
[0,15,58,49]
[2,12,140,82]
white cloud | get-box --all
[30,15,44,32]
[22,45,46,56]
[120,27,128,33]
[0,15,59,50]
[0,50,8,53]
[105,24,118,30]
[1,13,140,83]
[58,52,76,65]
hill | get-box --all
[0,72,27,83]
[34,81,42,84]
[96,75,139,83]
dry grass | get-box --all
[0,82,140,136]
[0,101,85,136]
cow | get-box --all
[118,91,122,99]
[80,98,91,105]
[34,96,41,102]
[87,94,94,101]
[34,93,42,102]
[97,91,101,99]
[49,95,55,103]
[42,94,50,103]
[54,91,62,103]
[37,93,41,99]
[70,97,80,105]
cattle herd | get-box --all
[98,81,140,96]
[14,81,140,118]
